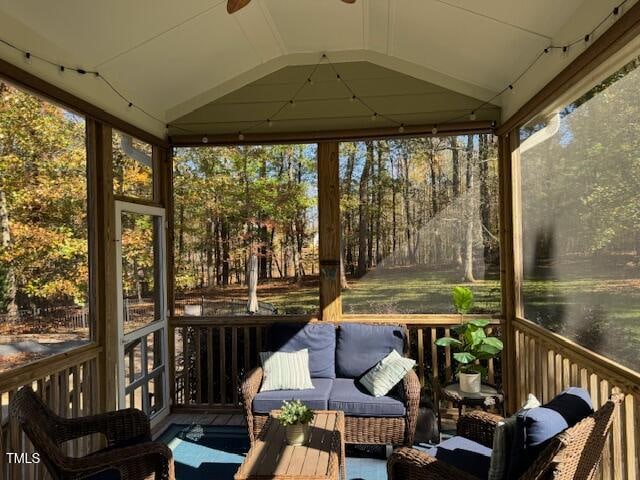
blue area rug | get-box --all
[160,424,390,480]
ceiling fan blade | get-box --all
[227,0,252,14]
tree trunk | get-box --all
[214,218,222,285]
[391,157,398,264]
[221,220,230,286]
[357,142,374,277]
[451,137,463,267]
[401,146,414,264]
[464,135,476,282]
[343,148,356,275]
[375,142,384,265]
[0,190,17,315]
[478,134,492,266]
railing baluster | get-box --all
[244,327,251,374]
[232,327,239,406]
[195,328,202,405]
[219,326,226,405]
[207,327,214,406]
[416,328,425,387]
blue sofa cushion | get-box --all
[335,323,405,379]
[421,436,492,480]
[509,387,593,477]
[328,378,405,417]
[267,323,336,378]
[253,378,333,413]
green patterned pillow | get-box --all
[259,349,314,392]
[359,349,415,397]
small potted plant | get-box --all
[434,287,503,393]
[277,400,315,446]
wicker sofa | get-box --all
[388,388,622,480]
[241,322,420,446]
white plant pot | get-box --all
[459,372,481,393]
[285,423,310,446]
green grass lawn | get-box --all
[189,260,640,371]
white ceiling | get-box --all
[0,0,632,138]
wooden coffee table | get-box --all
[235,410,346,480]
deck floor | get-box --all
[152,412,246,439]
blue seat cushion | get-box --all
[421,436,492,480]
[335,323,405,378]
[253,378,333,413]
[509,387,593,477]
[267,323,336,378]
[328,378,405,417]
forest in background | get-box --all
[172,135,501,315]
[339,136,500,314]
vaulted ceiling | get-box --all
[0,0,631,138]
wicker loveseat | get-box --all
[241,322,420,446]
[388,389,622,480]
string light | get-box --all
[371,112,378,121]
[0,0,629,138]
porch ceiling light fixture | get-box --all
[227,0,356,14]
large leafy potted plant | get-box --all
[434,287,503,393]
[277,400,315,446]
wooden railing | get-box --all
[0,344,102,480]
[170,315,502,411]
[513,317,639,480]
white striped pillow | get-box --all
[359,349,415,397]
[259,349,314,392]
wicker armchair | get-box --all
[10,386,174,480]
[388,394,622,480]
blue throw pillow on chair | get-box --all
[508,387,593,478]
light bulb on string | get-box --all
[469,111,477,121]
[238,132,245,141]
[431,125,438,135]
[398,124,405,133]
[289,99,296,108]
[23,52,32,65]
[371,112,378,121]
[336,74,342,82]
[350,95,356,103]
[267,119,274,128]
[307,77,314,86]
[202,136,209,144]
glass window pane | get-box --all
[0,81,89,373]
[520,53,640,371]
[113,130,153,198]
[339,137,501,314]
[172,145,319,315]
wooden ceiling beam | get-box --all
[169,120,496,147]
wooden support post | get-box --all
[159,147,176,408]
[317,142,342,322]
[87,119,118,413]
[498,131,522,414]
